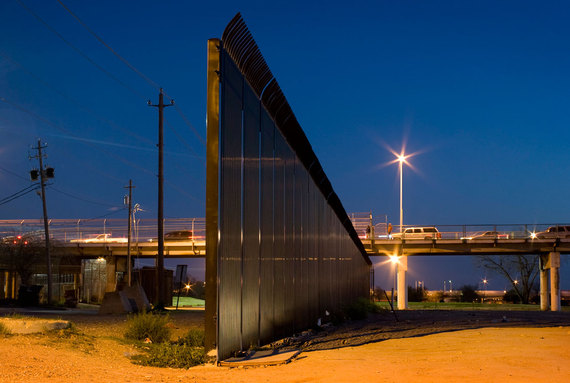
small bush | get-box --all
[124,311,171,343]
[0,322,10,336]
[176,328,205,347]
[345,297,378,321]
[132,343,205,368]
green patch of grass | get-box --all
[124,311,171,343]
[171,296,205,307]
[132,343,205,368]
[344,297,380,321]
[176,328,205,347]
[128,327,206,368]
[373,301,570,311]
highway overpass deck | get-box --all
[362,238,570,256]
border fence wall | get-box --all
[206,13,372,361]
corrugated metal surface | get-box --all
[241,83,260,349]
[259,112,275,346]
[218,51,243,357]
[212,13,372,361]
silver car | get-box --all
[392,227,441,240]
[534,226,570,239]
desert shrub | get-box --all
[176,328,204,347]
[0,322,10,336]
[344,297,378,320]
[132,343,205,368]
[124,311,171,343]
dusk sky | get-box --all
[1,1,569,289]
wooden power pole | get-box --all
[148,89,173,308]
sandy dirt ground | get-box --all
[1,309,569,383]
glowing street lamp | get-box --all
[396,154,408,233]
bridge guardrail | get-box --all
[0,218,205,244]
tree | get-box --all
[476,255,539,304]
[0,236,45,286]
[408,285,427,302]
[459,284,480,302]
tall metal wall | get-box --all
[206,14,372,361]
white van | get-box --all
[392,227,441,240]
[535,226,570,239]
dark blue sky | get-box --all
[1,1,569,289]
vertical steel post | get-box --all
[205,38,221,356]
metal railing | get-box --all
[0,218,205,243]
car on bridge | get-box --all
[533,225,570,239]
[391,227,441,240]
[462,231,510,240]
[1,231,45,244]
[148,230,194,242]
[70,234,128,243]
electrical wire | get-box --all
[0,165,29,181]
[172,103,206,147]
[164,118,205,163]
[84,207,128,221]
[0,184,39,203]
[56,0,161,91]
[0,96,155,178]
[16,0,148,101]
[0,184,41,206]
[48,186,120,208]
[0,51,155,146]
[55,0,206,147]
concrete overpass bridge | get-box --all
[1,217,566,312]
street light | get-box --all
[482,278,488,303]
[396,154,408,233]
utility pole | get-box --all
[124,180,134,286]
[148,88,173,308]
[30,139,54,305]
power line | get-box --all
[54,0,206,147]
[172,103,206,147]
[16,0,147,100]
[0,51,155,146]
[164,118,205,163]
[0,165,29,181]
[56,0,161,91]
[0,184,40,206]
[0,96,155,177]
[84,206,128,221]
[48,186,120,208]
[0,187,40,206]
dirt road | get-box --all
[1,309,568,382]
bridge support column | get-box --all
[539,255,549,311]
[397,256,408,310]
[549,252,561,312]
[105,256,117,293]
